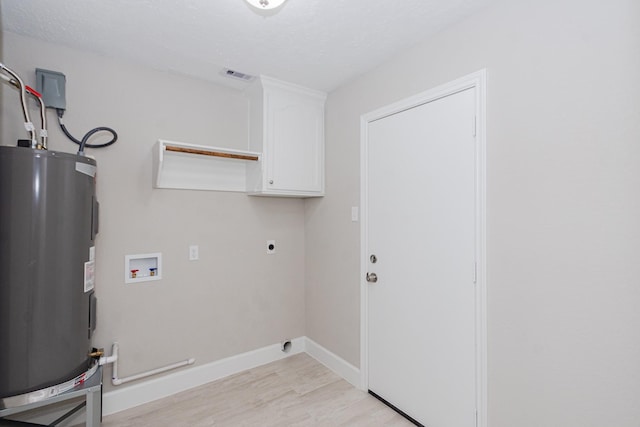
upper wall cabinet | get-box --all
[246,76,326,197]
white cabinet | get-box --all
[246,76,326,197]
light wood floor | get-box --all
[102,353,413,426]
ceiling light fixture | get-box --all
[245,0,287,10]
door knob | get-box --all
[366,272,378,283]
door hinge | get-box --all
[472,115,477,137]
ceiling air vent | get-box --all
[222,68,256,82]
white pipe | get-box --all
[105,342,195,386]
[0,63,36,145]
[34,94,48,149]
[0,72,16,86]
[112,358,196,386]
[0,71,47,149]
[99,353,118,366]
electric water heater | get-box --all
[0,146,99,402]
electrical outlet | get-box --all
[189,245,199,261]
[266,240,276,254]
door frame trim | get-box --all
[359,69,487,427]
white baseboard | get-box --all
[102,337,305,415]
[103,336,360,416]
[303,337,361,388]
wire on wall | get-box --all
[56,109,118,155]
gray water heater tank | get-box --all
[0,146,98,400]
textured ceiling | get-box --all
[1,0,492,92]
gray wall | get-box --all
[1,32,306,394]
[305,0,640,425]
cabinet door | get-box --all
[265,90,324,194]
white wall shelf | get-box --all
[153,140,260,192]
[125,253,162,284]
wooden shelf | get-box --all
[153,140,261,192]
[164,145,259,161]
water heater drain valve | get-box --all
[88,348,104,359]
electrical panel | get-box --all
[35,68,66,110]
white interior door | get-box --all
[366,87,478,426]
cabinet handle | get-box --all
[269,180,274,185]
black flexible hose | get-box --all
[57,109,118,154]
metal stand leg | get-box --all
[85,387,101,427]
